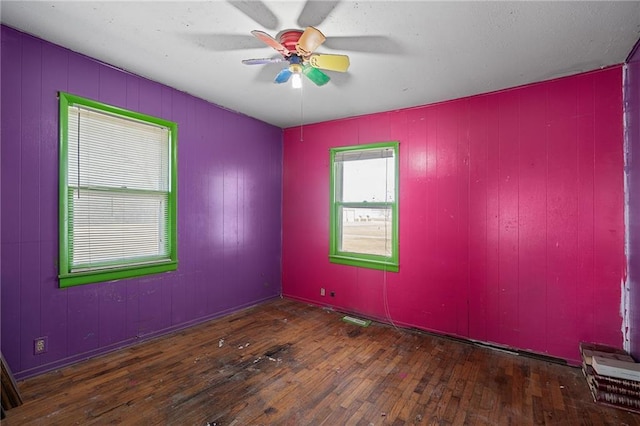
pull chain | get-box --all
[299,78,304,142]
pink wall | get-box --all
[282,66,625,364]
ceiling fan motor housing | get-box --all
[277,29,304,54]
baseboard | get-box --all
[281,294,569,367]
[14,294,280,381]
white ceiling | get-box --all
[2,1,640,128]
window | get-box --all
[329,141,399,272]
[58,92,178,288]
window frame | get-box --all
[329,141,399,272]
[58,92,178,288]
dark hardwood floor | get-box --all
[3,298,639,425]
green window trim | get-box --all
[329,141,399,272]
[58,92,178,288]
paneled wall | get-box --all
[0,26,283,378]
[626,40,640,360]
[282,67,625,364]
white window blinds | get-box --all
[67,105,171,272]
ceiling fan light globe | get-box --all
[292,73,302,89]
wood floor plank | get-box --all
[2,298,640,425]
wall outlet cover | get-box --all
[34,337,48,355]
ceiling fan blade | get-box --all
[252,62,291,84]
[251,30,291,56]
[326,71,352,88]
[302,65,330,86]
[274,68,293,84]
[242,58,287,65]
[183,33,263,51]
[323,36,404,54]
[228,1,279,30]
[308,53,350,72]
[297,0,340,28]
[296,27,326,57]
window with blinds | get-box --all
[329,141,399,272]
[58,93,178,288]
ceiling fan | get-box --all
[241,26,350,87]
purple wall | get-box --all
[0,26,283,379]
[627,39,640,359]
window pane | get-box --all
[340,206,392,256]
[341,156,395,202]
[70,189,168,270]
[68,106,169,191]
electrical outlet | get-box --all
[34,337,48,355]
[320,288,325,296]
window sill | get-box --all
[329,254,398,272]
[59,260,177,288]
